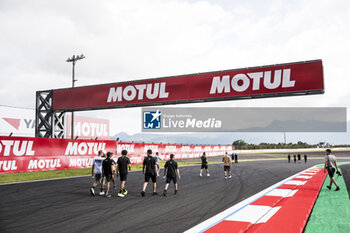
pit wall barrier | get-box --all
[0,136,233,174]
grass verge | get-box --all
[0,161,206,184]
[304,166,350,232]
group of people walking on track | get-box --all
[90,149,181,198]
[90,149,238,198]
[199,152,237,179]
[288,154,308,163]
[90,150,131,198]
[91,148,342,198]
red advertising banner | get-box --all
[116,142,233,164]
[0,136,116,174]
[0,136,233,174]
[52,60,324,111]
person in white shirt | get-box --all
[324,149,340,191]
[90,150,106,196]
[155,152,160,176]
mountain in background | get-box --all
[111,121,349,145]
[240,120,346,132]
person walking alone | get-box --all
[141,149,158,197]
[116,149,131,197]
[90,150,105,196]
[200,152,210,177]
[324,149,341,191]
[222,152,232,179]
[163,154,181,196]
[102,152,114,197]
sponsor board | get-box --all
[116,142,233,162]
[0,136,115,173]
[0,106,35,137]
[0,106,110,139]
[52,60,324,111]
[0,136,233,173]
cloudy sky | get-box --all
[0,0,349,137]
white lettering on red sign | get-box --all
[165,146,177,153]
[130,156,142,164]
[107,82,169,103]
[143,145,159,153]
[0,160,18,171]
[65,142,106,155]
[69,158,93,167]
[210,69,294,94]
[28,159,61,169]
[0,140,35,156]
[181,146,191,152]
[118,144,135,153]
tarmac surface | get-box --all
[1,153,350,233]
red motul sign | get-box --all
[52,60,323,111]
[0,136,232,174]
[0,136,116,173]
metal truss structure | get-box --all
[35,90,66,138]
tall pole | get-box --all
[66,54,85,139]
[71,58,75,140]
[284,132,286,145]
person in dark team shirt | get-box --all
[111,155,117,189]
[102,152,114,198]
[116,149,131,197]
[234,153,238,163]
[200,152,210,177]
[163,154,181,196]
[141,149,159,197]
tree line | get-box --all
[232,140,316,150]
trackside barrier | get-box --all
[0,136,233,174]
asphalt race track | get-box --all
[1,153,350,233]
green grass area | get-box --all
[0,161,206,184]
[304,167,350,233]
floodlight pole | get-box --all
[66,54,85,139]
[116,137,120,156]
